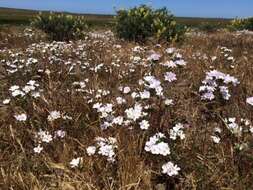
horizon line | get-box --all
[0,6,235,19]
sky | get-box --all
[0,0,252,18]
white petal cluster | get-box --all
[140,90,151,99]
[14,113,27,122]
[3,99,10,105]
[9,80,40,98]
[225,118,242,136]
[139,120,150,130]
[165,47,176,54]
[199,70,239,101]
[145,133,170,156]
[125,103,145,121]
[70,157,83,168]
[246,97,253,106]
[147,53,161,62]
[93,103,113,118]
[165,99,173,106]
[94,137,118,162]
[37,130,53,143]
[86,146,96,156]
[47,111,61,121]
[211,135,221,144]
[144,76,163,96]
[112,116,124,125]
[162,162,180,176]
[9,85,25,97]
[33,129,66,154]
[164,72,177,82]
[33,144,43,154]
[169,123,185,140]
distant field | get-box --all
[0,7,231,28]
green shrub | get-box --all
[229,17,253,31]
[115,5,154,41]
[31,12,88,41]
[115,5,186,42]
[198,22,220,33]
[153,8,187,42]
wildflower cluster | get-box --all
[199,70,239,100]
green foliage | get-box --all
[31,12,88,41]
[229,17,253,31]
[153,8,187,42]
[114,5,153,41]
[115,5,186,42]
[198,22,220,33]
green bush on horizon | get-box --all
[31,12,88,41]
[115,5,187,42]
[229,17,253,31]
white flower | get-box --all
[22,85,35,94]
[112,116,124,125]
[249,126,253,134]
[200,70,239,101]
[246,97,253,106]
[227,56,234,61]
[211,56,217,61]
[3,99,10,104]
[132,56,142,63]
[93,102,102,109]
[54,130,66,138]
[70,157,82,168]
[86,146,96,156]
[147,53,161,62]
[164,72,177,82]
[116,97,126,104]
[33,144,43,154]
[123,87,131,94]
[170,123,185,140]
[133,46,143,53]
[139,120,150,130]
[31,92,40,98]
[214,127,222,133]
[14,113,27,121]
[165,99,173,106]
[219,86,231,100]
[162,162,180,176]
[145,133,170,156]
[225,118,242,136]
[201,92,215,100]
[165,47,175,54]
[94,103,113,118]
[37,130,53,143]
[11,89,25,97]
[174,59,186,66]
[211,135,220,144]
[144,76,163,96]
[9,85,19,92]
[47,111,61,121]
[162,60,177,68]
[125,104,144,121]
[96,137,117,162]
[140,90,150,99]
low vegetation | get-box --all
[229,17,253,31]
[115,5,187,42]
[0,5,253,190]
[31,13,88,41]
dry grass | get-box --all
[0,27,253,190]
